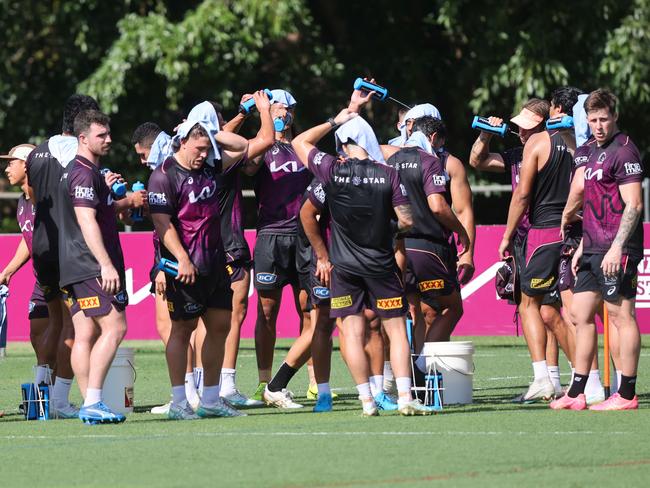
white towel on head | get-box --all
[147,131,173,169]
[335,116,385,163]
[172,101,221,164]
[405,131,433,154]
[573,94,591,147]
[48,135,78,168]
[400,103,442,143]
[388,135,405,146]
[270,89,297,108]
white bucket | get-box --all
[421,341,474,405]
[103,347,135,415]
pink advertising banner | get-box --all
[2,225,650,341]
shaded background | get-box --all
[1,0,648,232]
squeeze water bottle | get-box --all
[471,116,508,137]
[158,258,179,277]
[239,89,274,115]
[130,181,145,222]
[99,168,127,197]
[353,78,389,101]
[546,115,574,130]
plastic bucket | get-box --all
[421,341,474,405]
[103,347,135,414]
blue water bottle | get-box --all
[546,115,574,130]
[99,168,127,197]
[353,78,389,101]
[471,116,508,137]
[239,89,273,115]
[158,258,179,277]
[130,181,145,222]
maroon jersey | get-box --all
[502,146,530,240]
[148,157,225,275]
[17,195,36,255]
[254,141,311,235]
[307,148,409,277]
[582,132,644,255]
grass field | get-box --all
[1,336,649,487]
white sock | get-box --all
[532,360,548,381]
[35,365,52,385]
[586,369,603,394]
[84,388,102,407]
[193,367,204,396]
[547,366,561,391]
[317,382,331,396]
[51,377,73,408]
[356,382,372,400]
[612,370,622,394]
[220,368,236,396]
[202,385,221,406]
[395,376,412,405]
[172,385,186,405]
[369,375,383,397]
[185,373,200,405]
[383,361,394,381]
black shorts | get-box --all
[63,277,129,318]
[329,267,406,319]
[253,233,300,290]
[404,238,459,305]
[307,259,330,307]
[225,247,253,284]
[165,273,233,321]
[36,281,62,303]
[28,283,49,320]
[558,245,577,293]
[512,235,560,305]
[574,253,641,303]
[520,227,563,297]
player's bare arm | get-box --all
[150,213,197,286]
[216,130,249,171]
[300,199,332,287]
[293,109,358,167]
[447,154,475,271]
[561,166,585,240]
[469,117,506,172]
[394,203,413,232]
[74,206,120,294]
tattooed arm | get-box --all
[394,204,413,233]
[601,182,643,277]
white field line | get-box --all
[0,430,631,441]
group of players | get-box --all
[0,80,643,424]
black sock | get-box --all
[567,373,588,398]
[617,375,637,400]
[267,363,298,392]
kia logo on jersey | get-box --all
[188,182,217,203]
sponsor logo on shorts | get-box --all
[313,286,330,299]
[226,265,233,276]
[74,186,95,201]
[530,277,555,289]
[148,192,167,205]
[256,272,277,284]
[418,279,444,292]
[167,301,175,312]
[184,303,203,313]
[115,291,128,304]
[29,301,35,313]
[606,286,616,297]
[376,297,403,310]
[330,295,352,309]
[78,296,100,310]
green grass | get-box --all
[1,336,650,487]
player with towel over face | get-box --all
[293,88,434,417]
[240,90,313,404]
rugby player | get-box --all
[552,89,644,410]
[58,110,142,424]
[25,94,103,418]
[293,103,433,416]
[131,122,202,412]
[239,90,313,402]
[148,116,249,419]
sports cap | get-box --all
[0,144,35,162]
[510,108,543,130]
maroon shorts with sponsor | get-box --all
[64,277,128,318]
[329,267,406,319]
[520,227,563,296]
[28,283,49,320]
[404,238,459,305]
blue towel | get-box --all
[270,89,297,108]
[335,116,385,163]
[398,103,442,143]
[573,94,591,147]
[172,101,221,164]
[388,135,405,146]
[48,135,78,168]
[147,131,173,169]
[0,285,8,348]
[405,131,433,154]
